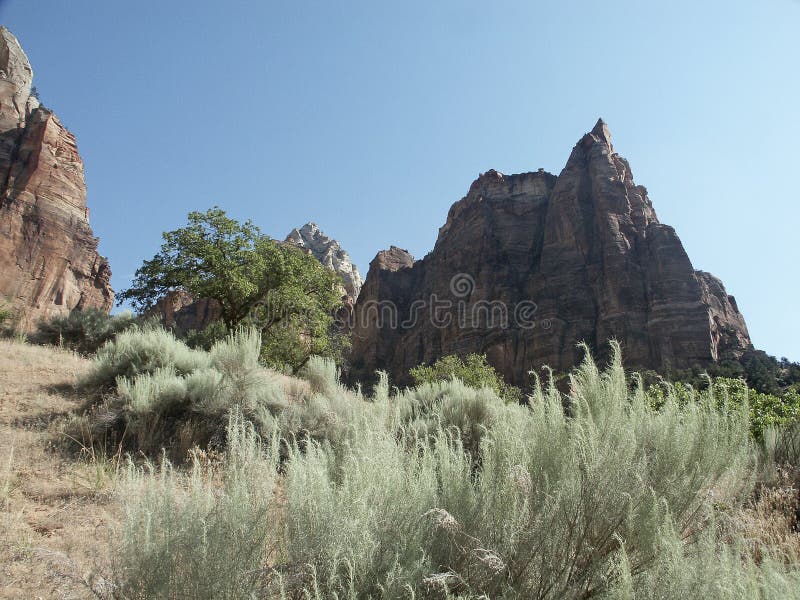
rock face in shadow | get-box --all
[350,119,751,386]
[0,27,113,330]
[144,290,221,336]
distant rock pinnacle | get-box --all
[285,223,363,300]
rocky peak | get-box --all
[350,119,750,386]
[0,27,113,330]
[0,27,37,128]
[585,117,612,149]
[285,222,363,300]
[372,246,414,272]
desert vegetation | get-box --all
[0,300,21,339]
[12,327,784,598]
[410,353,522,404]
[30,308,139,355]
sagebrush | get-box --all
[98,339,800,599]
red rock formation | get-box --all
[144,290,221,336]
[0,27,113,330]
[351,119,751,386]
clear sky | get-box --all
[1,0,798,360]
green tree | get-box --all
[118,207,344,372]
[410,353,521,403]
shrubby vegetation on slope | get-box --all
[666,348,800,396]
[0,301,14,337]
[70,327,291,458]
[647,375,800,441]
[410,353,522,404]
[76,331,800,599]
[30,308,138,355]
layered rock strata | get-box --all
[0,27,113,329]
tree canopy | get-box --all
[118,207,345,371]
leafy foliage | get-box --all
[0,302,13,337]
[118,207,345,372]
[182,320,228,351]
[410,353,522,403]
[714,378,800,440]
[667,348,800,396]
[647,376,800,440]
[30,309,138,355]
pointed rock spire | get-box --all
[585,117,613,149]
[285,222,363,299]
[0,26,36,128]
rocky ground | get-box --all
[0,340,115,599]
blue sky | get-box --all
[1,0,798,360]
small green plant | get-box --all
[73,444,122,495]
[0,301,19,338]
[0,304,11,327]
[182,320,228,351]
[411,353,522,403]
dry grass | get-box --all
[0,337,307,599]
[737,468,800,564]
[0,339,116,599]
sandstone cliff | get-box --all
[0,27,112,329]
[351,119,751,386]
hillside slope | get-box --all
[0,340,114,598]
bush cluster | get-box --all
[72,327,291,458]
[410,353,522,403]
[0,302,13,336]
[31,308,138,355]
[646,376,800,440]
[666,348,800,396]
[93,337,800,599]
